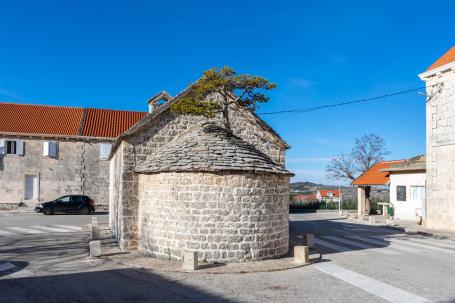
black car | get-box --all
[35,195,95,215]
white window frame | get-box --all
[410,186,425,201]
[43,141,58,158]
[1,139,24,156]
[99,143,112,160]
[396,185,407,202]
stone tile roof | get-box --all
[110,87,290,158]
[0,102,146,139]
[382,155,426,172]
[427,46,455,71]
[135,123,293,175]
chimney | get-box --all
[147,91,171,113]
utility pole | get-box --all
[339,184,342,211]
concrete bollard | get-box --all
[302,234,314,248]
[294,246,310,263]
[91,217,100,241]
[182,251,198,271]
[338,211,343,217]
[369,216,376,224]
[358,214,364,221]
[90,240,102,257]
[386,218,395,226]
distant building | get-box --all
[293,194,318,202]
[316,189,341,203]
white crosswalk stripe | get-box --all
[346,235,423,253]
[0,225,83,236]
[30,226,74,233]
[0,229,15,236]
[323,236,399,255]
[315,238,366,255]
[7,227,46,234]
[377,237,455,254]
[404,237,455,250]
[54,225,83,231]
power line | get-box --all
[258,86,426,115]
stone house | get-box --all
[109,89,292,262]
[419,45,455,230]
[0,102,145,209]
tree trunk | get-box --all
[222,99,231,131]
[365,186,377,215]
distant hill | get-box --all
[290,181,389,201]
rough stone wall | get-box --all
[110,102,288,250]
[137,172,290,262]
[425,70,455,229]
[109,142,123,243]
[0,137,111,208]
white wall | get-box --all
[389,172,426,220]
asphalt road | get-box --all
[1,212,455,303]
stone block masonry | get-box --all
[423,68,455,230]
[0,138,111,207]
[137,172,290,262]
[109,100,289,251]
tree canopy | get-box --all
[326,133,390,182]
[170,66,276,130]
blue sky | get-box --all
[1,1,454,184]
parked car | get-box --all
[35,195,95,215]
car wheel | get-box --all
[43,207,53,215]
[80,207,90,215]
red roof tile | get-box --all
[427,46,455,71]
[294,194,318,201]
[0,102,147,138]
[0,102,84,136]
[319,189,341,197]
[81,108,147,138]
[352,160,404,186]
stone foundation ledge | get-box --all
[105,251,321,274]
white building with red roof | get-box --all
[0,102,146,209]
[316,189,342,203]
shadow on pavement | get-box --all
[0,268,237,303]
[289,214,408,255]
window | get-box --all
[397,186,406,201]
[43,141,58,158]
[6,141,16,154]
[99,143,112,160]
[57,196,71,203]
[71,196,83,202]
[411,186,425,201]
[0,139,24,155]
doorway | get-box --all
[25,175,39,200]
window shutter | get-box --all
[16,140,24,156]
[49,141,58,158]
[100,143,112,160]
[0,139,4,155]
[43,142,50,157]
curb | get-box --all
[346,217,455,240]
